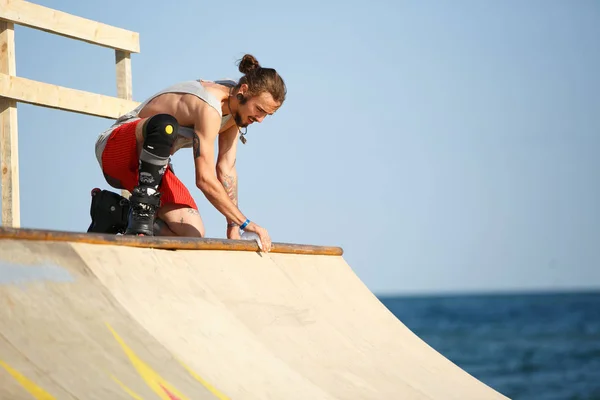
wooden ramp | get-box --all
[0,227,509,399]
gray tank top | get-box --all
[95,79,236,167]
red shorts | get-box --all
[100,119,198,210]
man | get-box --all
[92,54,286,252]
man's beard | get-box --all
[234,112,249,128]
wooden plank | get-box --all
[0,20,20,228]
[0,0,140,53]
[115,51,133,100]
[0,73,140,119]
[115,50,133,199]
[0,99,18,228]
[0,226,345,255]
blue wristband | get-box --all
[240,219,250,230]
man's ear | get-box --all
[238,83,249,96]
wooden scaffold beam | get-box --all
[0,0,141,225]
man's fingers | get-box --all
[261,233,272,252]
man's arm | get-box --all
[192,106,247,226]
[216,126,241,234]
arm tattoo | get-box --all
[221,173,238,206]
[193,134,200,158]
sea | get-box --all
[378,291,600,400]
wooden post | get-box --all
[115,50,132,199]
[0,17,20,227]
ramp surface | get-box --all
[0,227,509,399]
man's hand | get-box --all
[242,222,272,252]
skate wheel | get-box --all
[91,188,101,196]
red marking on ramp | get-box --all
[160,383,182,400]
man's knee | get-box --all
[158,205,205,237]
[141,114,178,157]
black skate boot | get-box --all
[125,186,161,236]
[87,188,130,234]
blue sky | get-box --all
[2,0,599,295]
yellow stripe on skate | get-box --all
[0,360,56,399]
[179,360,230,400]
[111,375,146,400]
[106,323,191,400]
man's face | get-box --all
[235,91,280,128]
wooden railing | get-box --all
[0,0,140,227]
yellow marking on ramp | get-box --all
[179,360,230,400]
[0,360,56,399]
[106,323,191,400]
[111,375,145,400]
